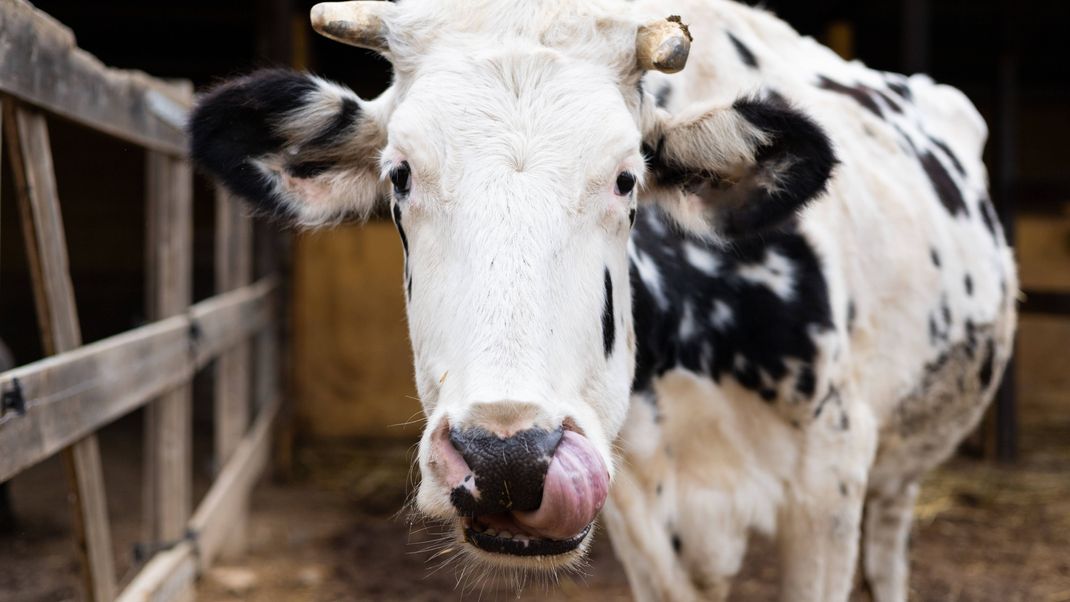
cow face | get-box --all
[190,0,834,573]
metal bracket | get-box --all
[1,378,26,416]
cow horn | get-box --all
[636,16,692,73]
[310,1,394,54]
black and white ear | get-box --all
[641,96,837,240]
[189,69,388,227]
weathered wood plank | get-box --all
[0,317,189,481]
[294,224,418,438]
[0,0,191,155]
[115,394,281,602]
[214,188,253,463]
[191,279,277,366]
[143,151,194,547]
[0,279,277,482]
[213,187,254,558]
[192,393,279,569]
[116,541,197,602]
[3,103,117,601]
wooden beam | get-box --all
[116,541,197,602]
[143,151,194,554]
[213,187,254,558]
[116,394,281,602]
[0,0,192,155]
[0,279,277,482]
[214,189,253,461]
[192,393,279,569]
[190,279,278,366]
[2,102,116,601]
[0,315,188,482]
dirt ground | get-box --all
[1,315,1068,601]
[189,434,1070,602]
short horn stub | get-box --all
[636,15,692,74]
[310,1,393,54]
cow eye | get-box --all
[615,171,637,196]
[390,161,412,197]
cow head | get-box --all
[190,0,834,574]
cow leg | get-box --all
[777,402,876,602]
[605,394,737,602]
[777,488,864,602]
[604,474,718,602]
[861,480,919,602]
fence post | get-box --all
[213,187,253,557]
[3,102,117,602]
[143,150,194,555]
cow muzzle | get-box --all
[428,404,610,558]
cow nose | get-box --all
[447,424,563,516]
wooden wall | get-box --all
[293,221,421,439]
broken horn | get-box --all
[636,16,692,73]
[310,1,395,54]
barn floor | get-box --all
[193,432,1070,602]
[1,315,1068,602]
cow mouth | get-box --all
[435,428,609,558]
[462,515,593,556]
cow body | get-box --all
[607,1,1016,600]
[189,0,1016,599]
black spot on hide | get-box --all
[727,32,759,68]
[929,136,966,176]
[391,203,409,256]
[886,79,912,101]
[603,269,616,357]
[630,210,833,404]
[979,196,1004,240]
[979,338,996,389]
[920,151,968,216]
[671,533,682,554]
[817,75,883,117]
[813,385,840,419]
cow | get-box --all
[188,0,1018,600]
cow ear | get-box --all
[189,69,388,227]
[641,96,837,240]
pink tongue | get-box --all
[513,430,609,540]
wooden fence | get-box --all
[0,1,281,600]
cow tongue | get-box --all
[512,430,609,540]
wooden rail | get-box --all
[0,1,283,599]
[0,279,277,482]
[0,0,190,155]
[117,393,280,602]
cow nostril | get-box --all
[448,426,564,515]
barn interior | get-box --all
[1,0,1068,600]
